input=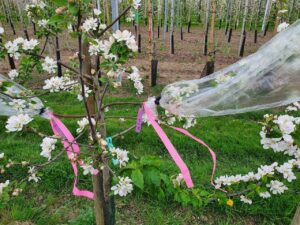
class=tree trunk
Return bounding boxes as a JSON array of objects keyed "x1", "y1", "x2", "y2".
[
  {"x1": 163, "y1": 0, "x2": 168, "y2": 43},
  {"x1": 82, "y1": 41, "x2": 115, "y2": 225},
  {"x1": 170, "y1": 0, "x2": 175, "y2": 54},
  {"x1": 262, "y1": 0, "x2": 272, "y2": 33},
  {"x1": 239, "y1": 0, "x2": 249, "y2": 57},
  {"x1": 202, "y1": 0, "x2": 216, "y2": 77},
  {"x1": 292, "y1": 204, "x2": 300, "y2": 225}
]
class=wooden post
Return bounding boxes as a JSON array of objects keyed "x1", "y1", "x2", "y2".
[{"x1": 228, "y1": 28, "x2": 232, "y2": 42}]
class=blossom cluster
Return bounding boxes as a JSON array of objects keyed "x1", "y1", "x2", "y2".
[
  {"x1": 166, "y1": 83, "x2": 199, "y2": 104},
  {"x1": 40, "y1": 137, "x2": 57, "y2": 161},
  {"x1": 28, "y1": 166, "x2": 40, "y2": 183},
  {"x1": 76, "y1": 117, "x2": 96, "y2": 134},
  {"x1": 5, "y1": 114, "x2": 33, "y2": 132},
  {"x1": 43, "y1": 76, "x2": 76, "y2": 92},
  {"x1": 111, "y1": 147, "x2": 129, "y2": 168},
  {"x1": 128, "y1": 66, "x2": 143, "y2": 94},
  {"x1": 42, "y1": 57, "x2": 57, "y2": 74},
  {"x1": 111, "y1": 176, "x2": 133, "y2": 197},
  {"x1": 5, "y1": 37, "x2": 39, "y2": 60},
  {"x1": 214, "y1": 103, "x2": 300, "y2": 205}
]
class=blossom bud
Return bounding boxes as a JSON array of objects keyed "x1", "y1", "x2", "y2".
[
  {"x1": 56, "y1": 7, "x2": 66, "y2": 14},
  {"x1": 21, "y1": 161, "x2": 29, "y2": 166}
]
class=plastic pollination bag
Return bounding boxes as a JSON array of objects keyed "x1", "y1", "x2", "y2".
[
  {"x1": 0, "y1": 75, "x2": 44, "y2": 116},
  {"x1": 159, "y1": 20, "x2": 300, "y2": 117}
]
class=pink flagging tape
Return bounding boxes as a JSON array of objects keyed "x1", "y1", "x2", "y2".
[
  {"x1": 169, "y1": 126, "x2": 217, "y2": 187},
  {"x1": 49, "y1": 113, "x2": 97, "y2": 200},
  {"x1": 143, "y1": 104, "x2": 194, "y2": 188}
]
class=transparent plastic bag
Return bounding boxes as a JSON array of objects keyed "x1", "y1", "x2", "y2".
[
  {"x1": 160, "y1": 20, "x2": 300, "y2": 117},
  {"x1": 0, "y1": 75, "x2": 44, "y2": 116}
]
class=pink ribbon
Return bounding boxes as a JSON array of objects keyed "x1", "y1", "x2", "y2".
[
  {"x1": 49, "y1": 113, "x2": 97, "y2": 200},
  {"x1": 142, "y1": 103, "x2": 217, "y2": 188},
  {"x1": 169, "y1": 126, "x2": 217, "y2": 186},
  {"x1": 143, "y1": 103, "x2": 194, "y2": 188}
]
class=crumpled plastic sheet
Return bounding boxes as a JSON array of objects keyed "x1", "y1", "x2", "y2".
[{"x1": 160, "y1": 20, "x2": 300, "y2": 117}]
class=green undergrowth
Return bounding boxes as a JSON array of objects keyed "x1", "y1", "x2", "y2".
[{"x1": 0, "y1": 92, "x2": 299, "y2": 225}]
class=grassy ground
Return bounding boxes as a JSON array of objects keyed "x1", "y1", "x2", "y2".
[{"x1": 1, "y1": 90, "x2": 300, "y2": 225}]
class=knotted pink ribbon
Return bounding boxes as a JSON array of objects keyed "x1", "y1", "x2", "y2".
[
  {"x1": 49, "y1": 113, "x2": 97, "y2": 200},
  {"x1": 141, "y1": 103, "x2": 217, "y2": 188},
  {"x1": 143, "y1": 103, "x2": 194, "y2": 188}
]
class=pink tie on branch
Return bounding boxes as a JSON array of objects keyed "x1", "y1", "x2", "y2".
[
  {"x1": 143, "y1": 103, "x2": 194, "y2": 188},
  {"x1": 169, "y1": 126, "x2": 217, "y2": 187},
  {"x1": 49, "y1": 113, "x2": 97, "y2": 200}
]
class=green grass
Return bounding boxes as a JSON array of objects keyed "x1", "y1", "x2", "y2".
[{"x1": 1, "y1": 92, "x2": 300, "y2": 225}]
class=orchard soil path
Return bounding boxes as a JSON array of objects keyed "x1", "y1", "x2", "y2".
[{"x1": 0, "y1": 24, "x2": 275, "y2": 87}]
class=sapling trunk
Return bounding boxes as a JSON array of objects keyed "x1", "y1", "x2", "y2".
[
  {"x1": 262, "y1": 0, "x2": 272, "y2": 34},
  {"x1": 148, "y1": 0, "x2": 156, "y2": 86},
  {"x1": 163, "y1": 0, "x2": 168, "y2": 43},
  {"x1": 202, "y1": 0, "x2": 216, "y2": 77},
  {"x1": 228, "y1": 28, "x2": 232, "y2": 43},
  {"x1": 170, "y1": 0, "x2": 175, "y2": 54},
  {"x1": 55, "y1": 36, "x2": 63, "y2": 77},
  {"x1": 239, "y1": 0, "x2": 249, "y2": 57}
]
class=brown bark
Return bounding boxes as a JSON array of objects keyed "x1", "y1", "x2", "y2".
[{"x1": 292, "y1": 204, "x2": 300, "y2": 225}]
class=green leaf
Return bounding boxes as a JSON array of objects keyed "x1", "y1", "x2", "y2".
[
  {"x1": 131, "y1": 169, "x2": 144, "y2": 190},
  {"x1": 49, "y1": 14, "x2": 66, "y2": 25},
  {"x1": 68, "y1": 3, "x2": 79, "y2": 15},
  {"x1": 145, "y1": 168, "x2": 161, "y2": 187},
  {"x1": 140, "y1": 156, "x2": 162, "y2": 167}
]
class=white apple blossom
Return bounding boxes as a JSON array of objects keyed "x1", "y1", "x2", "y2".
[
  {"x1": 77, "y1": 85, "x2": 92, "y2": 101},
  {"x1": 240, "y1": 195, "x2": 252, "y2": 204},
  {"x1": 0, "y1": 180, "x2": 10, "y2": 196},
  {"x1": 267, "y1": 180, "x2": 288, "y2": 194},
  {"x1": 8, "y1": 99, "x2": 27, "y2": 112},
  {"x1": 172, "y1": 173, "x2": 184, "y2": 187},
  {"x1": 40, "y1": 137, "x2": 57, "y2": 161},
  {"x1": 276, "y1": 162, "x2": 296, "y2": 182},
  {"x1": 5, "y1": 41, "x2": 21, "y2": 60},
  {"x1": 277, "y1": 22, "x2": 289, "y2": 33},
  {"x1": 183, "y1": 117, "x2": 197, "y2": 129},
  {"x1": 8, "y1": 69, "x2": 19, "y2": 80},
  {"x1": 28, "y1": 166, "x2": 40, "y2": 183},
  {"x1": 93, "y1": 8, "x2": 101, "y2": 16},
  {"x1": 215, "y1": 74, "x2": 232, "y2": 84},
  {"x1": 22, "y1": 39, "x2": 39, "y2": 51},
  {"x1": 274, "y1": 115, "x2": 296, "y2": 134},
  {"x1": 111, "y1": 147, "x2": 129, "y2": 167},
  {"x1": 113, "y1": 30, "x2": 138, "y2": 52},
  {"x1": 6, "y1": 114, "x2": 33, "y2": 132},
  {"x1": 99, "y1": 24, "x2": 107, "y2": 30},
  {"x1": 0, "y1": 153, "x2": 4, "y2": 159},
  {"x1": 0, "y1": 27, "x2": 4, "y2": 35},
  {"x1": 81, "y1": 162, "x2": 97, "y2": 175},
  {"x1": 76, "y1": 117, "x2": 96, "y2": 134},
  {"x1": 259, "y1": 191, "x2": 271, "y2": 199},
  {"x1": 111, "y1": 176, "x2": 133, "y2": 197},
  {"x1": 42, "y1": 57, "x2": 57, "y2": 74},
  {"x1": 37, "y1": 19, "x2": 49, "y2": 28},
  {"x1": 128, "y1": 66, "x2": 144, "y2": 94},
  {"x1": 82, "y1": 17, "x2": 98, "y2": 33},
  {"x1": 43, "y1": 77, "x2": 65, "y2": 92}
]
